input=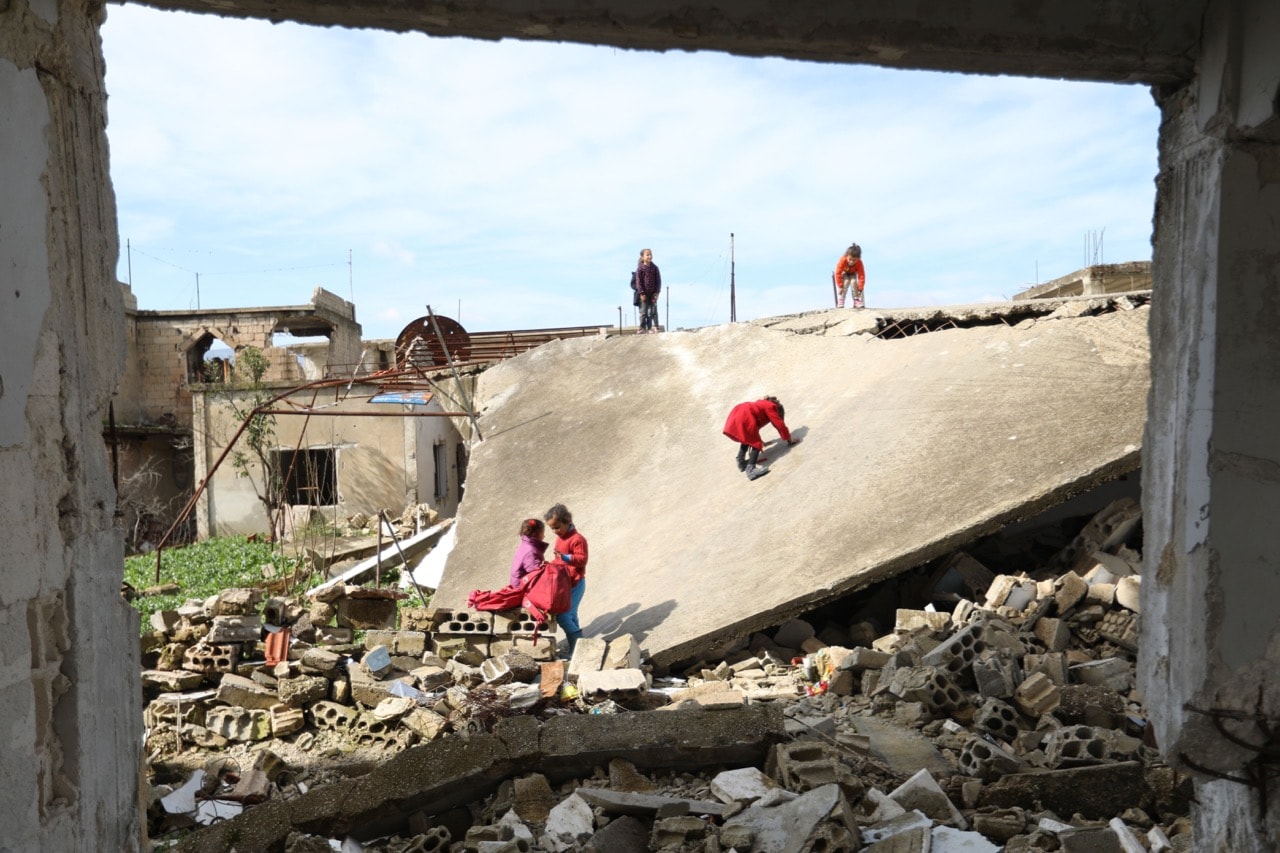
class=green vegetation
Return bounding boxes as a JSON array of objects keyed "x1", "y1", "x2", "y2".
[{"x1": 124, "y1": 536, "x2": 304, "y2": 632}]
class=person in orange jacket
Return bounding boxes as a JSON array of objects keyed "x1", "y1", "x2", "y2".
[
  {"x1": 722, "y1": 396, "x2": 800, "y2": 481},
  {"x1": 833, "y1": 243, "x2": 866, "y2": 308}
]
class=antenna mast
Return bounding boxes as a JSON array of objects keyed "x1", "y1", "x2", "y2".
[{"x1": 730, "y1": 233, "x2": 737, "y2": 323}]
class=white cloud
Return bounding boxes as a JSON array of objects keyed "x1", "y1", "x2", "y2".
[{"x1": 102, "y1": 8, "x2": 1158, "y2": 339}]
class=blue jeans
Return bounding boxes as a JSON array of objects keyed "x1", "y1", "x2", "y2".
[{"x1": 559, "y1": 578, "x2": 587, "y2": 634}]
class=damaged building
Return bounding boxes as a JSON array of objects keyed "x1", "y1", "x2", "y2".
[
  {"x1": 6, "y1": 1, "x2": 1280, "y2": 851},
  {"x1": 112, "y1": 284, "x2": 469, "y2": 545}
]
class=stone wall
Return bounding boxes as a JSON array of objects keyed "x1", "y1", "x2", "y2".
[{"x1": 0, "y1": 0, "x2": 143, "y2": 848}]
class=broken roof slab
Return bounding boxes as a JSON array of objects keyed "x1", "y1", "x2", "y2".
[{"x1": 434, "y1": 301, "x2": 1149, "y2": 666}]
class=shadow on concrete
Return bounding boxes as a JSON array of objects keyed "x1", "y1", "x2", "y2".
[
  {"x1": 765, "y1": 425, "x2": 809, "y2": 464},
  {"x1": 585, "y1": 599, "x2": 677, "y2": 646}
]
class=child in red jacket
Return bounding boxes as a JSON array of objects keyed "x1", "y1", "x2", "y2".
[
  {"x1": 723, "y1": 396, "x2": 800, "y2": 481},
  {"x1": 834, "y1": 243, "x2": 866, "y2": 308}
]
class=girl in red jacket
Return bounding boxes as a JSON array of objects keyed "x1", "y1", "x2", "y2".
[
  {"x1": 834, "y1": 244, "x2": 866, "y2": 308},
  {"x1": 723, "y1": 396, "x2": 800, "y2": 481}
]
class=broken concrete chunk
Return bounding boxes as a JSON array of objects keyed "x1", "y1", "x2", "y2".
[
  {"x1": 860, "y1": 809, "x2": 933, "y2": 846},
  {"x1": 603, "y1": 634, "x2": 642, "y2": 670},
  {"x1": 576, "y1": 668, "x2": 648, "y2": 698},
  {"x1": 932, "y1": 825, "x2": 1001, "y2": 852},
  {"x1": 720, "y1": 784, "x2": 846, "y2": 853},
  {"x1": 574, "y1": 787, "x2": 732, "y2": 818},
  {"x1": 277, "y1": 675, "x2": 328, "y2": 707},
  {"x1": 583, "y1": 814, "x2": 649, "y2": 853},
  {"x1": 215, "y1": 673, "x2": 279, "y2": 711},
  {"x1": 888, "y1": 769, "x2": 968, "y2": 829},
  {"x1": 206, "y1": 615, "x2": 262, "y2": 644},
  {"x1": 539, "y1": 792, "x2": 594, "y2": 852},
  {"x1": 711, "y1": 766, "x2": 779, "y2": 804},
  {"x1": 1114, "y1": 575, "x2": 1141, "y2": 613},
  {"x1": 567, "y1": 636, "x2": 608, "y2": 679}
]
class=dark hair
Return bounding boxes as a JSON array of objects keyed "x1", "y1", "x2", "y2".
[
  {"x1": 764, "y1": 395, "x2": 785, "y2": 420},
  {"x1": 544, "y1": 503, "x2": 573, "y2": 525},
  {"x1": 520, "y1": 518, "x2": 544, "y2": 538}
]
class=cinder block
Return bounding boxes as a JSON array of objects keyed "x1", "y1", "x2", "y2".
[
  {"x1": 1045, "y1": 725, "x2": 1114, "y2": 767},
  {"x1": 308, "y1": 700, "x2": 357, "y2": 730},
  {"x1": 973, "y1": 697, "x2": 1025, "y2": 743},
  {"x1": 433, "y1": 609, "x2": 495, "y2": 636},
  {"x1": 1097, "y1": 610, "x2": 1139, "y2": 651},
  {"x1": 206, "y1": 706, "x2": 272, "y2": 742},
  {"x1": 269, "y1": 704, "x2": 306, "y2": 737},
  {"x1": 921, "y1": 623, "x2": 988, "y2": 683},
  {"x1": 182, "y1": 642, "x2": 240, "y2": 674},
  {"x1": 960, "y1": 737, "x2": 1023, "y2": 781},
  {"x1": 887, "y1": 666, "x2": 964, "y2": 716}
]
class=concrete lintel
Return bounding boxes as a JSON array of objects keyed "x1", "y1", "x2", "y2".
[{"x1": 128, "y1": 0, "x2": 1199, "y2": 84}]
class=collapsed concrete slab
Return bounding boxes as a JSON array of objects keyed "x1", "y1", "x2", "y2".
[
  {"x1": 173, "y1": 705, "x2": 783, "y2": 850},
  {"x1": 435, "y1": 302, "x2": 1149, "y2": 665}
]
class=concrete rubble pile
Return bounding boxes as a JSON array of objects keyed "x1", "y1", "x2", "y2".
[{"x1": 147, "y1": 497, "x2": 1194, "y2": 852}]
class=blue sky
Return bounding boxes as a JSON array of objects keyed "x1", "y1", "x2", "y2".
[{"x1": 101, "y1": 7, "x2": 1160, "y2": 341}]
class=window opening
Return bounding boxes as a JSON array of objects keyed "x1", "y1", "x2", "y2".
[
  {"x1": 433, "y1": 442, "x2": 448, "y2": 502},
  {"x1": 274, "y1": 447, "x2": 338, "y2": 506}
]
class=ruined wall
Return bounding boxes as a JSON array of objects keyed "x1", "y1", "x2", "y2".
[
  {"x1": 1141, "y1": 0, "x2": 1280, "y2": 846},
  {"x1": 190, "y1": 384, "x2": 446, "y2": 537},
  {"x1": 0, "y1": 0, "x2": 142, "y2": 848}
]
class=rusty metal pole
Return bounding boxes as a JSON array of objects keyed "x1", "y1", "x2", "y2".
[{"x1": 426, "y1": 305, "x2": 484, "y2": 443}]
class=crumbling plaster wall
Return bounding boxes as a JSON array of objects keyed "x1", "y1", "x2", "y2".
[
  {"x1": 1141, "y1": 0, "x2": 1280, "y2": 845},
  {"x1": 0, "y1": 0, "x2": 142, "y2": 849}
]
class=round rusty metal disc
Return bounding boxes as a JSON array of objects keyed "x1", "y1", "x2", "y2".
[{"x1": 395, "y1": 315, "x2": 471, "y2": 368}]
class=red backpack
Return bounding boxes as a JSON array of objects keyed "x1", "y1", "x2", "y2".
[{"x1": 521, "y1": 561, "x2": 572, "y2": 624}]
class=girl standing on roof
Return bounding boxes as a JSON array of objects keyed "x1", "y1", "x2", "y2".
[{"x1": 634, "y1": 248, "x2": 662, "y2": 333}]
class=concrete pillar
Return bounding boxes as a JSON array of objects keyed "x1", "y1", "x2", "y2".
[
  {"x1": 0, "y1": 0, "x2": 141, "y2": 848},
  {"x1": 1142, "y1": 1, "x2": 1280, "y2": 847}
]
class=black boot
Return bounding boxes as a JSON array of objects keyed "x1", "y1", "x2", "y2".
[{"x1": 746, "y1": 465, "x2": 770, "y2": 481}]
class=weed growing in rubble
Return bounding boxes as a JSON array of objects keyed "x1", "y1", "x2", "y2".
[{"x1": 123, "y1": 536, "x2": 303, "y2": 633}]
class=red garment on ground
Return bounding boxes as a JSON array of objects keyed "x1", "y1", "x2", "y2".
[{"x1": 723, "y1": 399, "x2": 791, "y2": 450}]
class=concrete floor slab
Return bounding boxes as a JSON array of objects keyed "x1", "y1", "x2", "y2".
[{"x1": 434, "y1": 305, "x2": 1149, "y2": 665}]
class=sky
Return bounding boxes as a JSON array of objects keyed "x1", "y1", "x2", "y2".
[{"x1": 100, "y1": 7, "x2": 1160, "y2": 342}]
